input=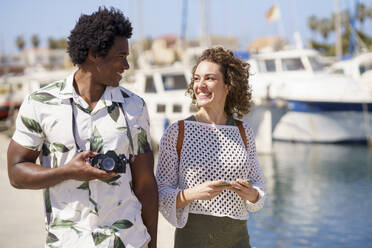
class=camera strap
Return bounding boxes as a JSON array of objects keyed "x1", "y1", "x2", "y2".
[
  {"x1": 69, "y1": 98, "x2": 135, "y2": 163},
  {"x1": 118, "y1": 102, "x2": 135, "y2": 163}
]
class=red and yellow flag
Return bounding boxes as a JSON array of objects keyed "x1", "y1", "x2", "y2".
[{"x1": 265, "y1": 5, "x2": 280, "y2": 23}]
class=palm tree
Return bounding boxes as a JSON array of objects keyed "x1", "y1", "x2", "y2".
[
  {"x1": 56, "y1": 38, "x2": 67, "y2": 49},
  {"x1": 307, "y1": 15, "x2": 319, "y2": 41},
  {"x1": 366, "y1": 6, "x2": 372, "y2": 21},
  {"x1": 31, "y1": 34, "x2": 40, "y2": 48},
  {"x1": 15, "y1": 35, "x2": 25, "y2": 51},
  {"x1": 48, "y1": 37, "x2": 57, "y2": 49},
  {"x1": 48, "y1": 37, "x2": 67, "y2": 49},
  {"x1": 341, "y1": 10, "x2": 350, "y2": 31},
  {"x1": 318, "y1": 18, "x2": 334, "y2": 41},
  {"x1": 357, "y1": 3, "x2": 367, "y2": 31},
  {"x1": 357, "y1": 3, "x2": 367, "y2": 22},
  {"x1": 142, "y1": 37, "x2": 153, "y2": 51}
]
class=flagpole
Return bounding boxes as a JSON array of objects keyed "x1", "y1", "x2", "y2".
[{"x1": 274, "y1": 0, "x2": 286, "y2": 41}]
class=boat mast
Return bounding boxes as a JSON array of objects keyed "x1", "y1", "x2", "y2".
[
  {"x1": 290, "y1": 0, "x2": 303, "y2": 49},
  {"x1": 200, "y1": 0, "x2": 210, "y2": 47},
  {"x1": 181, "y1": 0, "x2": 188, "y2": 49},
  {"x1": 334, "y1": 0, "x2": 343, "y2": 59},
  {"x1": 136, "y1": 0, "x2": 143, "y2": 54}
]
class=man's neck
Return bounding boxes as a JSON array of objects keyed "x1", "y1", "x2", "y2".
[{"x1": 74, "y1": 67, "x2": 106, "y2": 110}]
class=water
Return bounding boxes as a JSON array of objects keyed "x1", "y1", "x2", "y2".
[{"x1": 248, "y1": 142, "x2": 372, "y2": 248}]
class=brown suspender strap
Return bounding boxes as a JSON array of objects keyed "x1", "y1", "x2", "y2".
[
  {"x1": 235, "y1": 120, "x2": 248, "y2": 149},
  {"x1": 177, "y1": 120, "x2": 185, "y2": 162}
]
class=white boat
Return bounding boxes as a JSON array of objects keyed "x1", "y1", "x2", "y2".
[
  {"x1": 1, "y1": 63, "x2": 274, "y2": 153},
  {"x1": 247, "y1": 48, "x2": 372, "y2": 143},
  {"x1": 122, "y1": 64, "x2": 275, "y2": 153},
  {"x1": 0, "y1": 67, "x2": 74, "y2": 120},
  {"x1": 328, "y1": 52, "x2": 372, "y2": 95},
  {"x1": 121, "y1": 65, "x2": 196, "y2": 147}
]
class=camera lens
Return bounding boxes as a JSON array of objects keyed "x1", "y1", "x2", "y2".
[{"x1": 101, "y1": 157, "x2": 116, "y2": 171}]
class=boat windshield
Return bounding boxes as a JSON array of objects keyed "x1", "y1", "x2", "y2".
[
  {"x1": 330, "y1": 68, "x2": 345, "y2": 75},
  {"x1": 359, "y1": 61, "x2": 372, "y2": 75},
  {"x1": 162, "y1": 74, "x2": 188, "y2": 90},
  {"x1": 264, "y1": 59, "x2": 276, "y2": 72},
  {"x1": 308, "y1": 57, "x2": 325, "y2": 72},
  {"x1": 281, "y1": 58, "x2": 305, "y2": 71}
]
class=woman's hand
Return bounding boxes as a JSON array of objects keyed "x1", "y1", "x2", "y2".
[
  {"x1": 176, "y1": 180, "x2": 230, "y2": 208},
  {"x1": 188, "y1": 180, "x2": 231, "y2": 200},
  {"x1": 229, "y1": 179, "x2": 259, "y2": 203}
]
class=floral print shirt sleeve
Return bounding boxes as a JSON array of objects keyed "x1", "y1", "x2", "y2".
[
  {"x1": 13, "y1": 94, "x2": 45, "y2": 151},
  {"x1": 133, "y1": 101, "x2": 152, "y2": 156}
]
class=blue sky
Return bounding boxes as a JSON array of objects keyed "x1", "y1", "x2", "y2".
[{"x1": 1, "y1": 0, "x2": 371, "y2": 53}]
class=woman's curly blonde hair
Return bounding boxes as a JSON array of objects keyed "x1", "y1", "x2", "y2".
[{"x1": 186, "y1": 46, "x2": 252, "y2": 119}]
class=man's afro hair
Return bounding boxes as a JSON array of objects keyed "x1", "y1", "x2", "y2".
[{"x1": 67, "y1": 7, "x2": 133, "y2": 65}]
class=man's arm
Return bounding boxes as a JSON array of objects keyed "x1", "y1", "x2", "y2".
[
  {"x1": 130, "y1": 152, "x2": 158, "y2": 248},
  {"x1": 7, "y1": 140, "x2": 116, "y2": 189}
]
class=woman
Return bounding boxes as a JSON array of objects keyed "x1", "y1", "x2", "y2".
[{"x1": 156, "y1": 47, "x2": 265, "y2": 248}]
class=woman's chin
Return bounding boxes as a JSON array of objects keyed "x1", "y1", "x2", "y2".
[{"x1": 196, "y1": 100, "x2": 211, "y2": 107}]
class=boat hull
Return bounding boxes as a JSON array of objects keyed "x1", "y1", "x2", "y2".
[
  {"x1": 273, "y1": 107, "x2": 372, "y2": 143},
  {"x1": 0, "y1": 101, "x2": 21, "y2": 120}
]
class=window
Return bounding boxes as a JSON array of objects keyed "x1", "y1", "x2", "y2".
[
  {"x1": 173, "y1": 104, "x2": 182, "y2": 113},
  {"x1": 156, "y1": 104, "x2": 166, "y2": 113},
  {"x1": 331, "y1": 68, "x2": 345, "y2": 75},
  {"x1": 282, "y1": 58, "x2": 305, "y2": 71},
  {"x1": 162, "y1": 74, "x2": 188, "y2": 91},
  {"x1": 308, "y1": 57, "x2": 325, "y2": 72},
  {"x1": 359, "y1": 61, "x2": 372, "y2": 75},
  {"x1": 264, "y1": 59, "x2": 276, "y2": 72},
  {"x1": 145, "y1": 76, "x2": 156, "y2": 93},
  {"x1": 257, "y1": 60, "x2": 265, "y2": 72}
]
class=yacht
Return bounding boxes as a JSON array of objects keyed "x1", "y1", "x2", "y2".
[
  {"x1": 121, "y1": 65, "x2": 196, "y2": 148},
  {"x1": 0, "y1": 67, "x2": 74, "y2": 121},
  {"x1": 122, "y1": 64, "x2": 275, "y2": 153},
  {"x1": 328, "y1": 52, "x2": 372, "y2": 95},
  {"x1": 248, "y1": 48, "x2": 372, "y2": 143},
  {"x1": 1, "y1": 61, "x2": 275, "y2": 153}
]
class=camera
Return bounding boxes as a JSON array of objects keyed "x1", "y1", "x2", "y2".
[{"x1": 87, "y1": 150, "x2": 128, "y2": 173}]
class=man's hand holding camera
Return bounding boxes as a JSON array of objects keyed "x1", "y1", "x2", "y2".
[{"x1": 62, "y1": 150, "x2": 118, "y2": 181}]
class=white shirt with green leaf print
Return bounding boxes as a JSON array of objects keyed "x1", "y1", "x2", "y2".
[{"x1": 13, "y1": 72, "x2": 153, "y2": 248}]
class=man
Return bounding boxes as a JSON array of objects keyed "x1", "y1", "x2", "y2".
[{"x1": 7, "y1": 7, "x2": 158, "y2": 248}]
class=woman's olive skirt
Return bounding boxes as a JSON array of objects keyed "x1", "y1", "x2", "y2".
[{"x1": 174, "y1": 213, "x2": 251, "y2": 248}]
